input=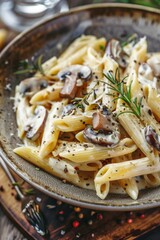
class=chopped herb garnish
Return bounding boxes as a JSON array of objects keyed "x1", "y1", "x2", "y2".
[
  {"x1": 12, "y1": 181, "x2": 24, "y2": 187},
  {"x1": 121, "y1": 33, "x2": 138, "y2": 48},
  {"x1": 24, "y1": 188, "x2": 35, "y2": 196},
  {"x1": 15, "y1": 55, "x2": 45, "y2": 76},
  {"x1": 12, "y1": 181, "x2": 34, "y2": 196},
  {"x1": 72, "y1": 82, "x2": 99, "y2": 111},
  {"x1": 99, "y1": 45, "x2": 105, "y2": 51}
]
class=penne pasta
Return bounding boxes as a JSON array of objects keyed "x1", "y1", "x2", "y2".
[
  {"x1": 112, "y1": 155, "x2": 139, "y2": 200},
  {"x1": 54, "y1": 115, "x2": 92, "y2": 132},
  {"x1": 13, "y1": 34, "x2": 160, "y2": 201},
  {"x1": 95, "y1": 157, "x2": 160, "y2": 185},
  {"x1": 30, "y1": 82, "x2": 63, "y2": 105},
  {"x1": 39, "y1": 101, "x2": 65, "y2": 158},
  {"x1": 52, "y1": 138, "x2": 137, "y2": 163},
  {"x1": 14, "y1": 146, "x2": 80, "y2": 184}
]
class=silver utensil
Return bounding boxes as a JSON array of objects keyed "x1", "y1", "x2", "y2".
[{"x1": 0, "y1": 156, "x2": 48, "y2": 237}]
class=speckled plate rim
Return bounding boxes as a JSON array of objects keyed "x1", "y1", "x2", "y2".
[
  {"x1": 1, "y1": 3, "x2": 160, "y2": 211},
  {"x1": 1, "y1": 149, "x2": 160, "y2": 212},
  {"x1": 0, "y1": 2, "x2": 160, "y2": 58}
]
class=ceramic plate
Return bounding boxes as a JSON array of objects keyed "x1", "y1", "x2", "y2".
[{"x1": 0, "y1": 3, "x2": 160, "y2": 211}]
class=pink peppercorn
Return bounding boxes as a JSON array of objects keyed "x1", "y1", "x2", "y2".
[
  {"x1": 73, "y1": 220, "x2": 80, "y2": 228},
  {"x1": 140, "y1": 214, "x2": 145, "y2": 219},
  {"x1": 58, "y1": 211, "x2": 64, "y2": 215},
  {"x1": 127, "y1": 218, "x2": 133, "y2": 224},
  {"x1": 97, "y1": 213, "x2": 103, "y2": 220}
]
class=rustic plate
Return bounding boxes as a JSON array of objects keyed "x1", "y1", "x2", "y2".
[{"x1": 0, "y1": 3, "x2": 160, "y2": 211}]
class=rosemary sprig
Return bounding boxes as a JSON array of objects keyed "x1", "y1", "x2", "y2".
[
  {"x1": 103, "y1": 68, "x2": 143, "y2": 118},
  {"x1": 121, "y1": 33, "x2": 138, "y2": 48},
  {"x1": 15, "y1": 55, "x2": 45, "y2": 76}
]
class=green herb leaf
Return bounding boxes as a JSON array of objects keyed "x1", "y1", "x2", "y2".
[
  {"x1": 104, "y1": 68, "x2": 143, "y2": 118},
  {"x1": 24, "y1": 188, "x2": 35, "y2": 196},
  {"x1": 121, "y1": 33, "x2": 138, "y2": 48},
  {"x1": 99, "y1": 45, "x2": 105, "y2": 51},
  {"x1": 12, "y1": 181, "x2": 24, "y2": 187},
  {"x1": 36, "y1": 55, "x2": 45, "y2": 76},
  {"x1": 15, "y1": 55, "x2": 45, "y2": 76}
]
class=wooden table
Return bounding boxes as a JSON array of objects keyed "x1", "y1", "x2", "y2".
[
  {"x1": 0, "y1": 165, "x2": 160, "y2": 240},
  {"x1": 0, "y1": 1, "x2": 160, "y2": 239}
]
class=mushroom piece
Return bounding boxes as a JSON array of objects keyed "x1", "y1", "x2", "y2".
[
  {"x1": 24, "y1": 106, "x2": 47, "y2": 141},
  {"x1": 138, "y1": 63, "x2": 154, "y2": 82},
  {"x1": 92, "y1": 107, "x2": 119, "y2": 132},
  {"x1": 83, "y1": 126, "x2": 120, "y2": 147},
  {"x1": 19, "y1": 77, "x2": 48, "y2": 96},
  {"x1": 138, "y1": 63, "x2": 155, "y2": 87},
  {"x1": 105, "y1": 39, "x2": 128, "y2": 68},
  {"x1": 147, "y1": 55, "x2": 160, "y2": 77},
  {"x1": 144, "y1": 125, "x2": 160, "y2": 151},
  {"x1": 62, "y1": 104, "x2": 76, "y2": 117},
  {"x1": 84, "y1": 107, "x2": 120, "y2": 147},
  {"x1": 58, "y1": 65, "x2": 92, "y2": 99}
]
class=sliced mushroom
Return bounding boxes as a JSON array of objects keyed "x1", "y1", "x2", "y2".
[
  {"x1": 84, "y1": 106, "x2": 120, "y2": 146},
  {"x1": 147, "y1": 55, "x2": 160, "y2": 77},
  {"x1": 92, "y1": 107, "x2": 119, "y2": 132},
  {"x1": 144, "y1": 125, "x2": 160, "y2": 151},
  {"x1": 62, "y1": 104, "x2": 76, "y2": 117},
  {"x1": 138, "y1": 63, "x2": 160, "y2": 92},
  {"x1": 24, "y1": 105, "x2": 47, "y2": 141},
  {"x1": 138, "y1": 63, "x2": 155, "y2": 87},
  {"x1": 105, "y1": 39, "x2": 128, "y2": 68},
  {"x1": 83, "y1": 126, "x2": 120, "y2": 147},
  {"x1": 138, "y1": 63, "x2": 154, "y2": 81},
  {"x1": 58, "y1": 65, "x2": 92, "y2": 99},
  {"x1": 19, "y1": 77, "x2": 48, "y2": 96}
]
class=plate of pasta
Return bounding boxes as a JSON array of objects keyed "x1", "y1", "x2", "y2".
[{"x1": 1, "y1": 3, "x2": 160, "y2": 211}]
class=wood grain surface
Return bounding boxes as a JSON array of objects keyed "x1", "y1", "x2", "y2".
[{"x1": 0, "y1": 165, "x2": 160, "y2": 240}]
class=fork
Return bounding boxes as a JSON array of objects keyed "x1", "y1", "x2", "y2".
[{"x1": 0, "y1": 156, "x2": 48, "y2": 237}]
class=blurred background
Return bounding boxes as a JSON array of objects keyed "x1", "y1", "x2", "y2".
[
  {"x1": 69, "y1": 0, "x2": 160, "y2": 8},
  {"x1": 0, "y1": 0, "x2": 160, "y2": 34}
]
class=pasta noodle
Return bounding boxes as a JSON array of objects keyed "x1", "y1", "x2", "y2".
[
  {"x1": 52, "y1": 138, "x2": 137, "y2": 163},
  {"x1": 14, "y1": 34, "x2": 160, "y2": 200}
]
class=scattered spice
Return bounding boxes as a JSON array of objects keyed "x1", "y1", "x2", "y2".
[
  {"x1": 74, "y1": 207, "x2": 81, "y2": 212},
  {"x1": 64, "y1": 166, "x2": 68, "y2": 173},
  {"x1": 57, "y1": 200, "x2": 62, "y2": 205},
  {"x1": 72, "y1": 220, "x2": 80, "y2": 228},
  {"x1": 75, "y1": 233, "x2": 81, "y2": 238},
  {"x1": 78, "y1": 213, "x2": 84, "y2": 219},
  {"x1": 127, "y1": 218, "x2": 133, "y2": 224},
  {"x1": 97, "y1": 213, "x2": 103, "y2": 220},
  {"x1": 140, "y1": 214, "x2": 145, "y2": 219},
  {"x1": 60, "y1": 229, "x2": 66, "y2": 236},
  {"x1": 88, "y1": 220, "x2": 93, "y2": 225},
  {"x1": 46, "y1": 204, "x2": 56, "y2": 209},
  {"x1": 0, "y1": 186, "x2": 4, "y2": 192},
  {"x1": 91, "y1": 233, "x2": 95, "y2": 238},
  {"x1": 58, "y1": 210, "x2": 64, "y2": 215},
  {"x1": 91, "y1": 211, "x2": 96, "y2": 216}
]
